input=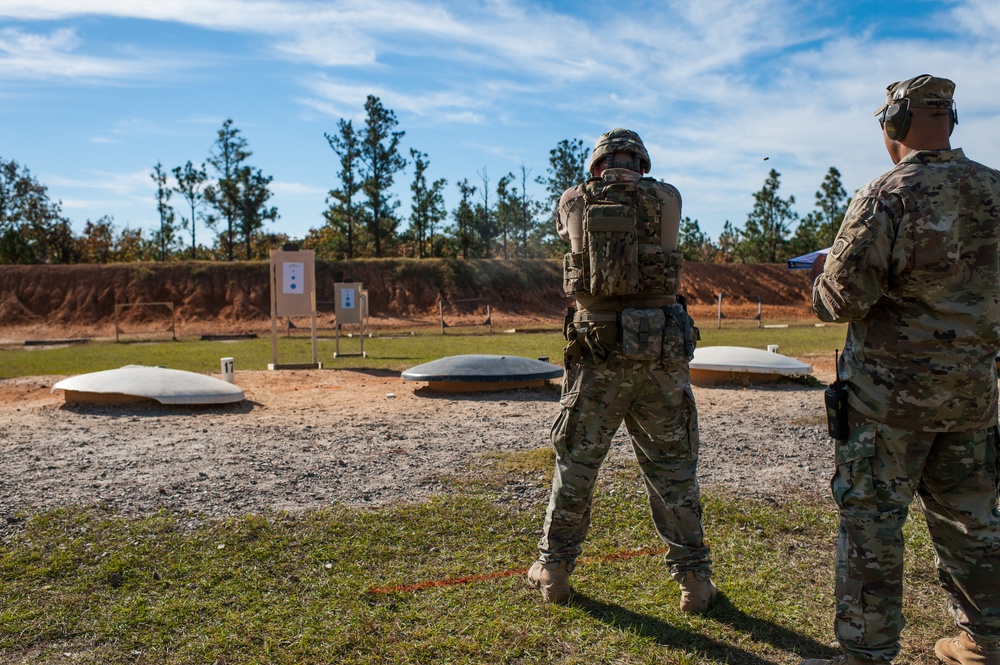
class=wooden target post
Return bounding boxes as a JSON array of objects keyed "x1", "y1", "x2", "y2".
[
  {"x1": 716, "y1": 292, "x2": 763, "y2": 329},
  {"x1": 334, "y1": 282, "x2": 366, "y2": 358},
  {"x1": 269, "y1": 248, "x2": 321, "y2": 369}
]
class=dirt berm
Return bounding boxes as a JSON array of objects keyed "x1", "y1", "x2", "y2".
[{"x1": 0, "y1": 259, "x2": 813, "y2": 339}]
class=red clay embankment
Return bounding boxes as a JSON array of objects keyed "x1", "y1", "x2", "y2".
[{"x1": 0, "y1": 259, "x2": 813, "y2": 339}]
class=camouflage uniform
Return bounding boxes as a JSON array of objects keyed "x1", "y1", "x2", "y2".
[
  {"x1": 813, "y1": 78, "x2": 1000, "y2": 661},
  {"x1": 537, "y1": 156, "x2": 712, "y2": 581}
]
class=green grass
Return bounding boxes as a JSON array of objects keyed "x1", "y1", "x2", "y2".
[
  {"x1": 697, "y1": 321, "x2": 847, "y2": 361},
  {"x1": 2, "y1": 318, "x2": 959, "y2": 664},
  {"x1": 0, "y1": 319, "x2": 846, "y2": 379},
  {"x1": 0, "y1": 463, "x2": 952, "y2": 664}
]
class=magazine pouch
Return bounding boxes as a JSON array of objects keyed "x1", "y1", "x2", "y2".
[{"x1": 620, "y1": 307, "x2": 665, "y2": 360}]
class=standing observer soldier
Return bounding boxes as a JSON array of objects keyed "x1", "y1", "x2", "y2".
[
  {"x1": 805, "y1": 75, "x2": 1000, "y2": 665},
  {"x1": 527, "y1": 128, "x2": 716, "y2": 613}
]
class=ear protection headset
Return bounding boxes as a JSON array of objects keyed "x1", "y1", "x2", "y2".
[{"x1": 880, "y1": 75, "x2": 959, "y2": 141}]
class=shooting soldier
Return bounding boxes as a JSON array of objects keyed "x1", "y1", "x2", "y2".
[{"x1": 527, "y1": 128, "x2": 716, "y2": 613}]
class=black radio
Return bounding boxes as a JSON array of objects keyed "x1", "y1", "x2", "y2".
[{"x1": 824, "y1": 349, "x2": 849, "y2": 441}]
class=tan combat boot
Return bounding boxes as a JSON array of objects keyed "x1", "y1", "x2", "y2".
[
  {"x1": 526, "y1": 560, "x2": 573, "y2": 603},
  {"x1": 935, "y1": 632, "x2": 1000, "y2": 665},
  {"x1": 678, "y1": 572, "x2": 718, "y2": 613}
]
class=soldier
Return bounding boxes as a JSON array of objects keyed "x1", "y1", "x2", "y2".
[
  {"x1": 527, "y1": 128, "x2": 716, "y2": 613},
  {"x1": 805, "y1": 75, "x2": 1000, "y2": 665}
]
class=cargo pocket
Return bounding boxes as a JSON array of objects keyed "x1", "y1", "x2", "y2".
[
  {"x1": 559, "y1": 363, "x2": 581, "y2": 410},
  {"x1": 683, "y1": 385, "x2": 700, "y2": 458},
  {"x1": 550, "y1": 365, "x2": 583, "y2": 458},
  {"x1": 830, "y1": 427, "x2": 877, "y2": 511},
  {"x1": 834, "y1": 572, "x2": 866, "y2": 644}
]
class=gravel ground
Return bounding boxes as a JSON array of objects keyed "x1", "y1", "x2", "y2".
[{"x1": 0, "y1": 362, "x2": 837, "y2": 536}]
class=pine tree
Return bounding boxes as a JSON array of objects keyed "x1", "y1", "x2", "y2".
[
  {"x1": 787, "y1": 167, "x2": 849, "y2": 259},
  {"x1": 407, "y1": 149, "x2": 447, "y2": 258},
  {"x1": 452, "y1": 179, "x2": 477, "y2": 260},
  {"x1": 231, "y1": 166, "x2": 278, "y2": 260},
  {"x1": 740, "y1": 169, "x2": 798, "y2": 263},
  {"x1": 151, "y1": 161, "x2": 177, "y2": 261},
  {"x1": 204, "y1": 119, "x2": 251, "y2": 261},
  {"x1": 172, "y1": 161, "x2": 208, "y2": 260},
  {"x1": 678, "y1": 216, "x2": 715, "y2": 262},
  {"x1": 814, "y1": 166, "x2": 849, "y2": 247},
  {"x1": 359, "y1": 95, "x2": 406, "y2": 258},
  {"x1": 322, "y1": 119, "x2": 365, "y2": 259},
  {"x1": 0, "y1": 157, "x2": 74, "y2": 264},
  {"x1": 536, "y1": 138, "x2": 589, "y2": 253},
  {"x1": 495, "y1": 173, "x2": 515, "y2": 260}
]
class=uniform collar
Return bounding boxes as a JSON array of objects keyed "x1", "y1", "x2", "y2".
[{"x1": 899, "y1": 148, "x2": 965, "y2": 165}]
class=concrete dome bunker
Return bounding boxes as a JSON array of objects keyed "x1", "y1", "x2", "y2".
[
  {"x1": 688, "y1": 346, "x2": 813, "y2": 385},
  {"x1": 401, "y1": 354, "x2": 563, "y2": 393},
  {"x1": 52, "y1": 365, "x2": 245, "y2": 405}
]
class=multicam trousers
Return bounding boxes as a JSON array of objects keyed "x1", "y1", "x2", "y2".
[
  {"x1": 536, "y1": 350, "x2": 711, "y2": 579},
  {"x1": 833, "y1": 410, "x2": 1000, "y2": 661}
]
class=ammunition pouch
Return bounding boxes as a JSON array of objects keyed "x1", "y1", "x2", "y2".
[
  {"x1": 567, "y1": 301, "x2": 699, "y2": 368},
  {"x1": 661, "y1": 303, "x2": 698, "y2": 366},
  {"x1": 621, "y1": 308, "x2": 665, "y2": 360},
  {"x1": 563, "y1": 251, "x2": 588, "y2": 296}
]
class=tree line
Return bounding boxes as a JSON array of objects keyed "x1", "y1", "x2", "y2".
[{"x1": 1, "y1": 94, "x2": 848, "y2": 265}]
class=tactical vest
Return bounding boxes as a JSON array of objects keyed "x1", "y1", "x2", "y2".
[{"x1": 563, "y1": 176, "x2": 681, "y2": 298}]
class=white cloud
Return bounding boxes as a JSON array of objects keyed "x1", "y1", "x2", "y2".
[
  {"x1": 951, "y1": 0, "x2": 1000, "y2": 37},
  {"x1": 0, "y1": 26, "x2": 201, "y2": 82},
  {"x1": 46, "y1": 167, "x2": 154, "y2": 202},
  {"x1": 270, "y1": 181, "x2": 326, "y2": 197},
  {"x1": 5, "y1": 0, "x2": 1000, "y2": 240}
]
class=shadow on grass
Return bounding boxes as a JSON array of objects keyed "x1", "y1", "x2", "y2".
[{"x1": 571, "y1": 591, "x2": 837, "y2": 665}]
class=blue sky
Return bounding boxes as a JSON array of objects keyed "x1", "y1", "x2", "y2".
[{"x1": 2, "y1": 0, "x2": 999, "y2": 247}]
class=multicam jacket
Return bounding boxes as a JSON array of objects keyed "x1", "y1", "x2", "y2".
[{"x1": 813, "y1": 148, "x2": 1000, "y2": 431}]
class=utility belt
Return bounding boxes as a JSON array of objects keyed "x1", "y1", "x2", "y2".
[
  {"x1": 574, "y1": 294, "x2": 677, "y2": 313},
  {"x1": 562, "y1": 298, "x2": 698, "y2": 368}
]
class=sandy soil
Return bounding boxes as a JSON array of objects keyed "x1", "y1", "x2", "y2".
[{"x1": 0, "y1": 361, "x2": 837, "y2": 535}]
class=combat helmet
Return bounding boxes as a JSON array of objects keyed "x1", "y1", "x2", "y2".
[{"x1": 588, "y1": 128, "x2": 651, "y2": 174}]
